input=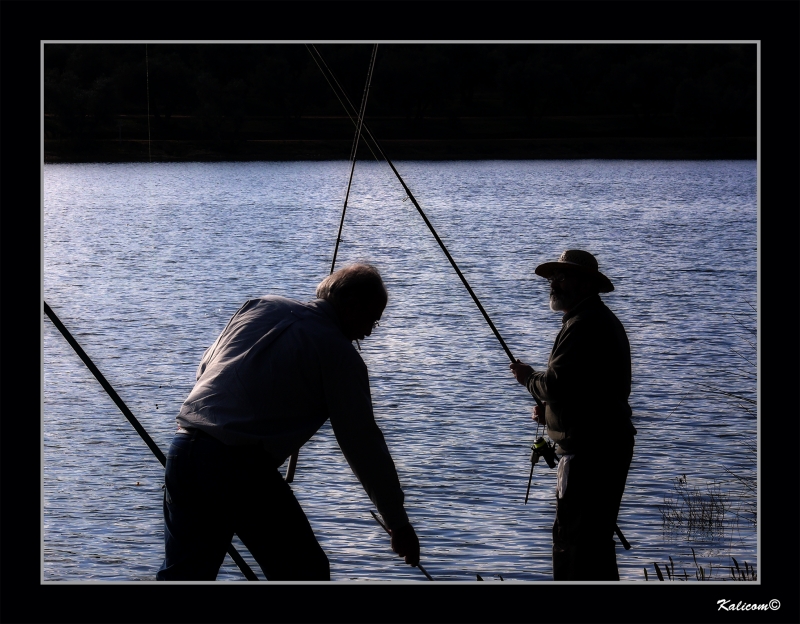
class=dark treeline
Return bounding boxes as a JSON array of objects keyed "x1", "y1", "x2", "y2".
[{"x1": 44, "y1": 43, "x2": 757, "y2": 160}]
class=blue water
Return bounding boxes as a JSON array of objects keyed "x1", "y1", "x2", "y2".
[{"x1": 43, "y1": 159, "x2": 758, "y2": 582}]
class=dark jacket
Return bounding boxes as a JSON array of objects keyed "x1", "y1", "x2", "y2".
[{"x1": 527, "y1": 294, "x2": 635, "y2": 454}]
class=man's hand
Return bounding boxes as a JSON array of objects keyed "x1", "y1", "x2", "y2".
[
  {"x1": 532, "y1": 403, "x2": 545, "y2": 424},
  {"x1": 509, "y1": 359, "x2": 534, "y2": 386},
  {"x1": 390, "y1": 523, "x2": 420, "y2": 566}
]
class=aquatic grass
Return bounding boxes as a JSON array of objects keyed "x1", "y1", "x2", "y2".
[
  {"x1": 730, "y1": 556, "x2": 757, "y2": 581},
  {"x1": 658, "y1": 475, "x2": 729, "y2": 537},
  {"x1": 643, "y1": 550, "x2": 756, "y2": 581}
]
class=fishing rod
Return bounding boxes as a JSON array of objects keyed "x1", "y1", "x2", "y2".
[
  {"x1": 307, "y1": 47, "x2": 515, "y2": 359},
  {"x1": 305, "y1": 48, "x2": 635, "y2": 553},
  {"x1": 307, "y1": 44, "x2": 552, "y2": 466},
  {"x1": 306, "y1": 45, "x2": 544, "y2": 409},
  {"x1": 370, "y1": 511, "x2": 434, "y2": 581},
  {"x1": 285, "y1": 44, "x2": 379, "y2": 485},
  {"x1": 306, "y1": 45, "x2": 544, "y2": 411},
  {"x1": 44, "y1": 300, "x2": 260, "y2": 581}
]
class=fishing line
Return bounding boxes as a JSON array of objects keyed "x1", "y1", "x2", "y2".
[{"x1": 44, "y1": 300, "x2": 260, "y2": 581}]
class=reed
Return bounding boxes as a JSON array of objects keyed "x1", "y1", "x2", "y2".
[
  {"x1": 730, "y1": 556, "x2": 757, "y2": 581},
  {"x1": 658, "y1": 475, "x2": 729, "y2": 536},
  {"x1": 644, "y1": 549, "x2": 756, "y2": 581}
]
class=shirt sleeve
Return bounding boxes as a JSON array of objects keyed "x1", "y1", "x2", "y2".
[
  {"x1": 527, "y1": 320, "x2": 594, "y2": 402},
  {"x1": 324, "y1": 348, "x2": 409, "y2": 530}
]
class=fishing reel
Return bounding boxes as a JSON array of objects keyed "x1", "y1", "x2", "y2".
[
  {"x1": 524, "y1": 435, "x2": 558, "y2": 504},
  {"x1": 530, "y1": 436, "x2": 558, "y2": 469}
]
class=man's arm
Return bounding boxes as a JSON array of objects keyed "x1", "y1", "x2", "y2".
[
  {"x1": 325, "y1": 358, "x2": 409, "y2": 528},
  {"x1": 324, "y1": 351, "x2": 420, "y2": 564},
  {"x1": 527, "y1": 322, "x2": 592, "y2": 402}
]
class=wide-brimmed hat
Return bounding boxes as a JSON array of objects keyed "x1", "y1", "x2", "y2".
[{"x1": 534, "y1": 249, "x2": 614, "y2": 293}]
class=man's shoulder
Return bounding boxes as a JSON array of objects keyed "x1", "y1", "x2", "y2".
[
  {"x1": 227, "y1": 296, "x2": 311, "y2": 331},
  {"x1": 239, "y1": 295, "x2": 309, "y2": 316},
  {"x1": 565, "y1": 296, "x2": 623, "y2": 328},
  {"x1": 251, "y1": 294, "x2": 299, "y2": 307}
]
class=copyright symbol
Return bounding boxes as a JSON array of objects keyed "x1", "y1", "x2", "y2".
[{"x1": 769, "y1": 599, "x2": 780, "y2": 610}]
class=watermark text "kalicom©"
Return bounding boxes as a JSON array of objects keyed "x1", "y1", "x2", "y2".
[{"x1": 717, "y1": 599, "x2": 780, "y2": 612}]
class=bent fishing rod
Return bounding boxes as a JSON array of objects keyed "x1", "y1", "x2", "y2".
[{"x1": 44, "y1": 301, "x2": 260, "y2": 581}]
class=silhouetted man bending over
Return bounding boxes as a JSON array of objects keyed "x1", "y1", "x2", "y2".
[{"x1": 157, "y1": 263, "x2": 419, "y2": 580}]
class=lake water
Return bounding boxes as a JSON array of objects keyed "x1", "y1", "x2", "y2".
[{"x1": 42, "y1": 159, "x2": 758, "y2": 582}]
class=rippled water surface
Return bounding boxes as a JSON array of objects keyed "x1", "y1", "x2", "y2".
[{"x1": 43, "y1": 160, "x2": 758, "y2": 582}]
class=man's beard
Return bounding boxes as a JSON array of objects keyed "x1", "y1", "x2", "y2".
[{"x1": 550, "y1": 289, "x2": 581, "y2": 312}]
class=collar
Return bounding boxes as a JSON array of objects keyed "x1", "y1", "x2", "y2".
[
  {"x1": 308, "y1": 298, "x2": 347, "y2": 334},
  {"x1": 561, "y1": 293, "x2": 602, "y2": 324}
]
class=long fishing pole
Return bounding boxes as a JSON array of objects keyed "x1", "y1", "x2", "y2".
[
  {"x1": 44, "y1": 301, "x2": 260, "y2": 581},
  {"x1": 306, "y1": 45, "x2": 542, "y2": 409},
  {"x1": 285, "y1": 45, "x2": 379, "y2": 485}
]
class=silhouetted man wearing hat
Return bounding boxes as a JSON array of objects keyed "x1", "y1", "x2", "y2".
[{"x1": 510, "y1": 250, "x2": 635, "y2": 581}]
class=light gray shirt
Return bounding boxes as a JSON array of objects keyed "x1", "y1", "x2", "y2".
[{"x1": 177, "y1": 295, "x2": 409, "y2": 528}]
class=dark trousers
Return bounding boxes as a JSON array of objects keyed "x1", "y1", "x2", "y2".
[
  {"x1": 156, "y1": 430, "x2": 330, "y2": 581},
  {"x1": 552, "y1": 438, "x2": 634, "y2": 581}
]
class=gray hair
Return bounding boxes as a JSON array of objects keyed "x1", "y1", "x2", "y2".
[{"x1": 316, "y1": 263, "x2": 388, "y2": 308}]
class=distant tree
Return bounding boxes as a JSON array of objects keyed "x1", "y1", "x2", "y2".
[
  {"x1": 247, "y1": 54, "x2": 293, "y2": 116},
  {"x1": 42, "y1": 42, "x2": 756, "y2": 144},
  {"x1": 195, "y1": 71, "x2": 223, "y2": 139},
  {"x1": 220, "y1": 78, "x2": 248, "y2": 136},
  {"x1": 371, "y1": 44, "x2": 455, "y2": 120},
  {"x1": 147, "y1": 49, "x2": 195, "y2": 122}
]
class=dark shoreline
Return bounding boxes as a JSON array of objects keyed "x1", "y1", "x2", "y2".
[{"x1": 45, "y1": 137, "x2": 755, "y2": 163}]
